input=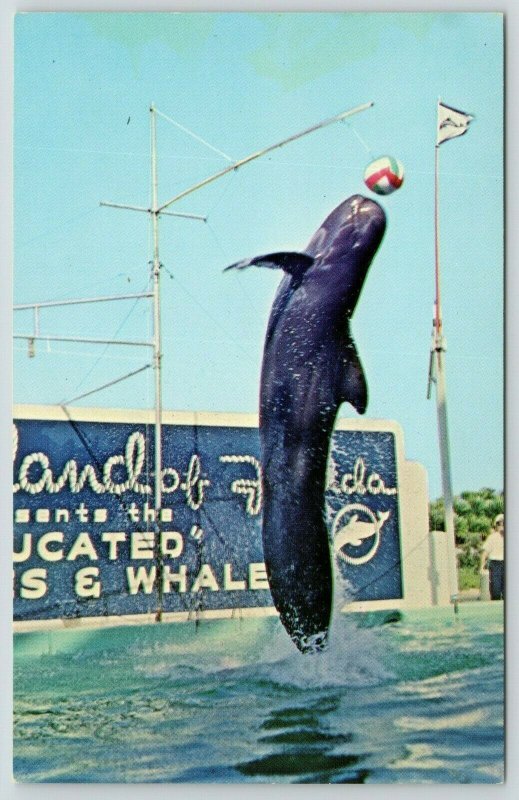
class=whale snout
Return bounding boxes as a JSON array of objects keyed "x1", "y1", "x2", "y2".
[
  {"x1": 334, "y1": 195, "x2": 386, "y2": 257},
  {"x1": 348, "y1": 194, "x2": 385, "y2": 222}
]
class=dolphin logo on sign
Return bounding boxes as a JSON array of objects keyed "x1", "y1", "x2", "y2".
[{"x1": 332, "y1": 504, "x2": 390, "y2": 565}]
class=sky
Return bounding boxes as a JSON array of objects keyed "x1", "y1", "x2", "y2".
[{"x1": 12, "y1": 10, "x2": 504, "y2": 499}]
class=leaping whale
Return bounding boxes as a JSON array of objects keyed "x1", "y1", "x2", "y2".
[{"x1": 225, "y1": 195, "x2": 386, "y2": 653}]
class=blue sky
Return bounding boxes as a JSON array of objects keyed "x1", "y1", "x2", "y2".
[{"x1": 13, "y1": 11, "x2": 503, "y2": 498}]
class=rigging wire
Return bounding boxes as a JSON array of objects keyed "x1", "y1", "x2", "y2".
[
  {"x1": 70, "y1": 280, "x2": 151, "y2": 395},
  {"x1": 161, "y1": 263, "x2": 258, "y2": 361},
  {"x1": 52, "y1": 405, "x2": 217, "y2": 619},
  {"x1": 345, "y1": 119, "x2": 376, "y2": 160},
  {"x1": 14, "y1": 344, "x2": 145, "y2": 362},
  {"x1": 205, "y1": 161, "x2": 239, "y2": 216},
  {"x1": 17, "y1": 207, "x2": 100, "y2": 250},
  {"x1": 343, "y1": 528, "x2": 434, "y2": 603},
  {"x1": 15, "y1": 144, "x2": 222, "y2": 163},
  {"x1": 205, "y1": 221, "x2": 264, "y2": 319},
  {"x1": 154, "y1": 107, "x2": 234, "y2": 163},
  {"x1": 61, "y1": 363, "x2": 152, "y2": 406}
]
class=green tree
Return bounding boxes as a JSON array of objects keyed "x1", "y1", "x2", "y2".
[{"x1": 429, "y1": 488, "x2": 504, "y2": 589}]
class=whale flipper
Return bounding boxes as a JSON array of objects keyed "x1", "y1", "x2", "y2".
[
  {"x1": 225, "y1": 251, "x2": 314, "y2": 278},
  {"x1": 338, "y1": 336, "x2": 368, "y2": 415}
]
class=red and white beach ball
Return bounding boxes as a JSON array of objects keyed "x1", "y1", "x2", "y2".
[{"x1": 363, "y1": 155, "x2": 404, "y2": 195}]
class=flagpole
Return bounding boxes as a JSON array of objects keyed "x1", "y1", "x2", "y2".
[{"x1": 432, "y1": 97, "x2": 459, "y2": 609}]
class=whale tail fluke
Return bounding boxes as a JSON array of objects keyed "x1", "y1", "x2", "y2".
[{"x1": 224, "y1": 251, "x2": 314, "y2": 278}]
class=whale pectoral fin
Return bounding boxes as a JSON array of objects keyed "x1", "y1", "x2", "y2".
[
  {"x1": 224, "y1": 251, "x2": 314, "y2": 277},
  {"x1": 338, "y1": 339, "x2": 368, "y2": 414}
]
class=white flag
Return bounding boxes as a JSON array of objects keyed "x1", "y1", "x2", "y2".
[{"x1": 437, "y1": 102, "x2": 473, "y2": 145}]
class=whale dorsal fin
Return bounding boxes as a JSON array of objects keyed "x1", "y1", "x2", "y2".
[
  {"x1": 337, "y1": 336, "x2": 368, "y2": 415},
  {"x1": 224, "y1": 251, "x2": 314, "y2": 278}
]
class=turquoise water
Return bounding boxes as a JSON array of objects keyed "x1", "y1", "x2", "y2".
[{"x1": 13, "y1": 602, "x2": 504, "y2": 784}]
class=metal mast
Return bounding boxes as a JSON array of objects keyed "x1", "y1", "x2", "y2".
[
  {"x1": 150, "y1": 104, "x2": 165, "y2": 620},
  {"x1": 150, "y1": 104, "x2": 163, "y2": 527},
  {"x1": 99, "y1": 105, "x2": 166, "y2": 619}
]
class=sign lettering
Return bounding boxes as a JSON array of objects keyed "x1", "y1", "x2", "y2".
[{"x1": 13, "y1": 417, "x2": 403, "y2": 622}]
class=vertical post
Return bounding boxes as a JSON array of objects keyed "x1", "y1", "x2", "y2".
[
  {"x1": 433, "y1": 104, "x2": 458, "y2": 608},
  {"x1": 150, "y1": 103, "x2": 164, "y2": 620}
]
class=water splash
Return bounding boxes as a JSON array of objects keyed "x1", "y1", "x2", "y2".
[{"x1": 256, "y1": 574, "x2": 395, "y2": 690}]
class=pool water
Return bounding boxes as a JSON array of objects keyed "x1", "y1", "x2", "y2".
[{"x1": 13, "y1": 601, "x2": 504, "y2": 783}]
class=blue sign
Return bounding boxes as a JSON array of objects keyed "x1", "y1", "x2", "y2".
[{"x1": 13, "y1": 415, "x2": 402, "y2": 623}]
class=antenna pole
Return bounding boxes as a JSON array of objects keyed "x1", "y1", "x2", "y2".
[{"x1": 150, "y1": 103, "x2": 164, "y2": 619}]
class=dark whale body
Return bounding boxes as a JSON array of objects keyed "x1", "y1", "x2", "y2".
[{"x1": 226, "y1": 195, "x2": 386, "y2": 653}]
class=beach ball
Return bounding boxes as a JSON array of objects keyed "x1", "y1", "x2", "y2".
[{"x1": 363, "y1": 155, "x2": 404, "y2": 195}]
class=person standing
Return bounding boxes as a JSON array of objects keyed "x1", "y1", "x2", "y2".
[{"x1": 480, "y1": 513, "x2": 504, "y2": 600}]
